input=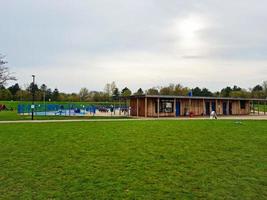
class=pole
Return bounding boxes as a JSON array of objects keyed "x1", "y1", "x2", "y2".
[
  {"x1": 145, "y1": 97, "x2": 147, "y2": 118},
  {"x1": 258, "y1": 101, "x2": 260, "y2": 115},
  {"x1": 31, "y1": 75, "x2": 35, "y2": 120},
  {"x1": 136, "y1": 98, "x2": 139, "y2": 117},
  {"x1": 264, "y1": 100, "x2": 266, "y2": 115},
  {"x1": 43, "y1": 91, "x2": 46, "y2": 116},
  {"x1": 157, "y1": 98, "x2": 160, "y2": 118}
]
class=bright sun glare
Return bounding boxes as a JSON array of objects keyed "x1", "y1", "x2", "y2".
[{"x1": 174, "y1": 15, "x2": 207, "y2": 55}]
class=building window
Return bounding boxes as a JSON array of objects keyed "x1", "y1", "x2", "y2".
[
  {"x1": 155, "y1": 99, "x2": 174, "y2": 113},
  {"x1": 240, "y1": 100, "x2": 246, "y2": 109}
]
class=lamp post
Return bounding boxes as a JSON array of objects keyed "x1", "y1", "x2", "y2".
[{"x1": 31, "y1": 75, "x2": 35, "y2": 120}]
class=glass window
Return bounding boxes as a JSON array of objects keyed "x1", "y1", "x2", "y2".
[{"x1": 155, "y1": 99, "x2": 174, "y2": 113}]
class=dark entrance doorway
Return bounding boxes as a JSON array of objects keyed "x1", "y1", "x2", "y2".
[
  {"x1": 211, "y1": 101, "x2": 216, "y2": 112},
  {"x1": 205, "y1": 102, "x2": 210, "y2": 115},
  {"x1": 176, "y1": 101, "x2": 180, "y2": 117},
  {"x1": 223, "y1": 102, "x2": 227, "y2": 115}
]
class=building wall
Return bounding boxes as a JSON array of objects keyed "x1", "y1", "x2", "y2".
[
  {"x1": 130, "y1": 97, "x2": 250, "y2": 117},
  {"x1": 130, "y1": 97, "x2": 145, "y2": 117}
]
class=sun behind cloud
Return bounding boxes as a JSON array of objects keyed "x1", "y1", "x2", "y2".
[{"x1": 171, "y1": 14, "x2": 209, "y2": 57}]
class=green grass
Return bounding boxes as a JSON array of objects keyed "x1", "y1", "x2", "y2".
[
  {"x1": 0, "y1": 111, "x2": 128, "y2": 121},
  {"x1": 253, "y1": 104, "x2": 267, "y2": 112},
  {"x1": 0, "y1": 120, "x2": 266, "y2": 199}
]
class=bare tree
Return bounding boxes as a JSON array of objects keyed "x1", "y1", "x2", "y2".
[
  {"x1": 0, "y1": 55, "x2": 16, "y2": 85},
  {"x1": 79, "y1": 87, "x2": 89, "y2": 101}
]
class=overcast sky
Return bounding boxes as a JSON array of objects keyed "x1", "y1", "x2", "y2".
[{"x1": 1, "y1": 0, "x2": 267, "y2": 92}]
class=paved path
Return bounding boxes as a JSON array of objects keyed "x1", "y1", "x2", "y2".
[{"x1": 0, "y1": 115, "x2": 267, "y2": 124}]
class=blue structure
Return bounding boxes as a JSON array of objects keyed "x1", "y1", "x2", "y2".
[
  {"x1": 17, "y1": 104, "x2": 97, "y2": 116},
  {"x1": 17, "y1": 103, "x2": 129, "y2": 117}
]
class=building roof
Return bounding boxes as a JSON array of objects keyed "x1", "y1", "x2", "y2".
[{"x1": 130, "y1": 94, "x2": 267, "y2": 101}]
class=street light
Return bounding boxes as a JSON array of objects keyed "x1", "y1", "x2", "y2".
[{"x1": 31, "y1": 75, "x2": 35, "y2": 120}]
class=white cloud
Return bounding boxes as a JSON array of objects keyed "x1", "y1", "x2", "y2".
[{"x1": 1, "y1": 0, "x2": 267, "y2": 92}]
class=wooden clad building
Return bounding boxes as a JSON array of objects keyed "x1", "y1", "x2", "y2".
[{"x1": 130, "y1": 95, "x2": 267, "y2": 117}]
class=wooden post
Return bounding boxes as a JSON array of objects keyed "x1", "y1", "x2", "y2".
[
  {"x1": 189, "y1": 98, "x2": 191, "y2": 116},
  {"x1": 203, "y1": 99, "x2": 205, "y2": 116},
  {"x1": 252, "y1": 101, "x2": 255, "y2": 114},
  {"x1": 157, "y1": 98, "x2": 160, "y2": 118},
  {"x1": 136, "y1": 98, "x2": 139, "y2": 117},
  {"x1": 227, "y1": 100, "x2": 229, "y2": 115},
  {"x1": 248, "y1": 101, "x2": 251, "y2": 114},
  {"x1": 173, "y1": 98, "x2": 176, "y2": 117},
  {"x1": 238, "y1": 100, "x2": 241, "y2": 115},
  {"x1": 145, "y1": 97, "x2": 147, "y2": 118},
  {"x1": 258, "y1": 101, "x2": 260, "y2": 115},
  {"x1": 216, "y1": 99, "x2": 218, "y2": 114}
]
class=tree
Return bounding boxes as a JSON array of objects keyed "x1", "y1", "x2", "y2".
[
  {"x1": 112, "y1": 87, "x2": 120, "y2": 100},
  {"x1": 135, "y1": 88, "x2": 144, "y2": 95},
  {"x1": 220, "y1": 86, "x2": 232, "y2": 97},
  {"x1": 0, "y1": 55, "x2": 16, "y2": 86},
  {"x1": 15, "y1": 90, "x2": 31, "y2": 101},
  {"x1": 52, "y1": 88, "x2": 59, "y2": 101},
  {"x1": 0, "y1": 88, "x2": 12, "y2": 100},
  {"x1": 232, "y1": 85, "x2": 242, "y2": 92},
  {"x1": 262, "y1": 81, "x2": 267, "y2": 97},
  {"x1": 121, "y1": 87, "x2": 132, "y2": 97},
  {"x1": 146, "y1": 87, "x2": 159, "y2": 95},
  {"x1": 192, "y1": 87, "x2": 202, "y2": 96},
  {"x1": 201, "y1": 88, "x2": 213, "y2": 97},
  {"x1": 252, "y1": 84, "x2": 263, "y2": 92},
  {"x1": 174, "y1": 84, "x2": 189, "y2": 96},
  {"x1": 229, "y1": 90, "x2": 250, "y2": 98},
  {"x1": 46, "y1": 88, "x2": 53, "y2": 101},
  {"x1": 104, "y1": 81, "x2": 117, "y2": 96},
  {"x1": 79, "y1": 87, "x2": 89, "y2": 101},
  {"x1": 8, "y1": 83, "x2": 20, "y2": 96},
  {"x1": 27, "y1": 82, "x2": 39, "y2": 93}
]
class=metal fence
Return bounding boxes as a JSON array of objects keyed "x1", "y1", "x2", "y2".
[{"x1": 18, "y1": 104, "x2": 129, "y2": 117}]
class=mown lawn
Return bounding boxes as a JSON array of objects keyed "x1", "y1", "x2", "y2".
[
  {"x1": 0, "y1": 120, "x2": 266, "y2": 199},
  {"x1": 253, "y1": 104, "x2": 267, "y2": 113},
  {"x1": 0, "y1": 111, "x2": 129, "y2": 121}
]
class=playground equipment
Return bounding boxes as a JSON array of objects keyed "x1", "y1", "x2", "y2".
[{"x1": 0, "y1": 104, "x2": 7, "y2": 111}]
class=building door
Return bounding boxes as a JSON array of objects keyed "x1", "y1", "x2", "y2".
[
  {"x1": 223, "y1": 102, "x2": 227, "y2": 115},
  {"x1": 176, "y1": 101, "x2": 180, "y2": 117},
  {"x1": 211, "y1": 101, "x2": 216, "y2": 112},
  {"x1": 229, "y1": 102, "x2": 232, "y2": 115},
  {"x1": 205, "y1": 102, "x2": 210, "y2": 115}
]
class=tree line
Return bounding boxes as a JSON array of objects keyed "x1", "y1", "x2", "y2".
[{"x1": 1, "y1": 81, "x2": 266, "y2": 102}]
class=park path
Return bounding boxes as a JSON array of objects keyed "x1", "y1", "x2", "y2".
[{"x1": 0, "y1": 115, "x2": 267, "y2": 124}]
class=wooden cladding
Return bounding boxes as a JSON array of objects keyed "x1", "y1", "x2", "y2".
[{"x1": 130, "y1": 97, "x2": 251, "y2": 117}]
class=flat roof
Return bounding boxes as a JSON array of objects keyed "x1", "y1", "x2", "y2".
[{"x1": 130, "y1": 94, "x2": 267, "y2": 101}]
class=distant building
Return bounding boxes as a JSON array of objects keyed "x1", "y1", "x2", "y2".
[{"x1": 129, "y1": 95, "x2": 267, "y2": 117}]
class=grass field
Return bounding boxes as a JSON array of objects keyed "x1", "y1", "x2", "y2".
[
  {"x1": 0, "y1": 111, "x2": 128, "y2": 121},
  {"x1": 253, "y1": 104, "x2": 267, "y2": 112},
  {"x1": 0, "y1": 120, "x2": 266, "y2": 199}
]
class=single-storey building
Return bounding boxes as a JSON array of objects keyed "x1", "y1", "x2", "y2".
[{"x1": 129, "y1": 95, "x2": 267, "y2": 117}]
